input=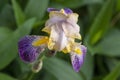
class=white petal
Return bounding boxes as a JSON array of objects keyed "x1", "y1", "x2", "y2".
[
  {"x1": 43, "y1": 14, "x2": 67, "y2": 33},
  {"x1": 67, "y1": 13, "x2": 79, "y2": 23},
  {"x1": 62, "y1": 22, "x2": 81, "y2": 39},
  {"x1": 48, "y1": 24, "x2": 67, "y2": 51}
]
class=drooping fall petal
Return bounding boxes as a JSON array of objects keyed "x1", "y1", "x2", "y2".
[
  {"x1": 18, "y1": 36, "x2": 45, "y2": 63},
  {"x1": 70, "y1": 45, "x2": 87, "y2": 72}
]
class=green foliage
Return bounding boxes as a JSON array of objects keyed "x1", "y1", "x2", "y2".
[
  {"x1": 0, "y1": 4, "x2": 15, "y2": 27},
  {"x1": 86, "y1": 0, "x2": 113, "y2": 46},
  {"x1": 12, "y1": 0, "x2": 25, "y2": 26},
  {"x1": 0, "y1": 27, "x2": 13, "y2": 40},
  {"x1": 103, "y1": 62, "x2": 120, "y2": 80},
  {"x1": 49, "y1": 0, "x2": 103, "y2": 9},
  {"x1": 25, "y1": 0, "x2": 49, "y2": 20},
  {"x1": 0, "y1": 73, "x2": 17, "y2": 80},
  {"x1": 81, "y1": 53, "x2": 94, "y2": 80},
  {"x1": 116, "y1": 0, "x2": 120, "y2": 12},
  {"x1": 0, "y1": 0, "x2": 120, "y2": 80},
  {"x1": 0, "y1": 18, "x2": 36, "y2": 70},
  {"x1": 94, "y1": 29, "x2": 120, "y2": 56},
  {"x1": 44, "y1": 57, "x2": 83, "y2": 80}
]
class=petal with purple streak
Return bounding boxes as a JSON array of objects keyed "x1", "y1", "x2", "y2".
[
  {"x1": 47, "y1": 8, "x2": 59, "y2": 12},
  {"x1": 18, "y1": 35, "x2": 44, "y2": 63},
  {"x1": 64, "y1": 8, "x2": 73, "y2": 14},
  {"x1": 70, "y1": 45, "x2": 87, "y2": 72}
]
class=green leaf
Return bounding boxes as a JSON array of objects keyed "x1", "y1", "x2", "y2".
[
  {"x1": 25, "y1": 0, "x2": 49, "y2": 20},
  {"x1": 105, "y1": 58, "x2": 120, "y2": 71},
  {"x1": 86, "y1": 0, "x2": 114, "y2": 45},
  {"x1": 0, "y1": 73, "x2": 17, "y2": 80},
  {"x1": 116, "y1": 0, "x2": 120, "y2": 12},
  {"x1": 12, "y1": 0, "x2": 25, "y2": 26},
  {"x1": 0, "y1": 18, "x2": 36, "y2": 70},
  {"x1": 94, "y1": 29, "x2": 120, "y2": 56},
  {"x1": 43, "y1": 72, "x2": 57, "y2": 80},
  {"x1": 0, "y1": 27, "x2": 13, "y2": 40},
  {"x1": 50, "y1": 0, "x2": 103, "y2": 9},
  {"x1": 0, "y1": 0, "x2": 9, "y2": 11},
  {"x1": 43, "y1": 57, "x2": 83, "y2": 80},
  {"x1": 103, "y1": 62, "x2": 120, "y2": 80},
  {"x1": 0, "y1": 4, "x2": 15, "y2": 27},
  {"x1": 81, "y1": 53, "x2": 94, "y2": 80}
]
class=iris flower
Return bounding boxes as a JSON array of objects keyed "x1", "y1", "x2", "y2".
[{"x1": 18, "y1": 8, "x2": 87, "y2": 72}]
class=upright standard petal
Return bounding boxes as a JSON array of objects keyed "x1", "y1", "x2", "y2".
[
  {"x1": 48, "y1": 24, "x2": 67, "y2": 51},
  {"x1": 62, "y1": 22, "x2": 81, "y2": 39},
  {"x1": 47, "y1": 8, "x2": 59, "y2": 12},
  {"x1": 18, "y1": 36, "x2": 45, "y2": 63},
  {"x1": 70, "y1": 45, "x2": 87, "y2": 72},
  {"x1": 64, "y1": 8, "x2": 73, "y2": 14},
  {"x1": 67, "y1": 13, "x2": 79, "y2": 23}
]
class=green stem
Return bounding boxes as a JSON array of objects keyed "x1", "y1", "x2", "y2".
[
  {"x1": 27, "y1": 72, "x2": 35, "y2": 80},
  {"x1": 25, "y1": 55, "x2": 46, "y2": 80}
]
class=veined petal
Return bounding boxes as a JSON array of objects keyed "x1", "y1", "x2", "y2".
[
  {"x1": 49, "y1": 11, "x2": 67, "y2": 18},
  {"x1": 18, "y1": 36, "x2": 45, "y2": 63},
  {"x1": 64, "y1": 8, "x2": 73, "y2": 14},
  {"x1": 47, "y1": 8, "x2": 73, "y2": 14},
  {"x1": 47, "y1": 8, "x2": 59, "y2": 12},
  {"x1": 70, "y1": 45, "x2": 87, "y2": 72},
  {"x1": 62, "y1": 22, "x2": 81, "y2": 39},
  {"x1": 42, "y1": 13, "x2": 67, "y2": 33},
  {"x1": 67, "y1": 13, "x2": 79, "y2": 23},
  {"x1": 48, "y1": 24, "x2": 67, "y2": 51}
]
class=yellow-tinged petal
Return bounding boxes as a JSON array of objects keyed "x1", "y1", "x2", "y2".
[
  {"x1": 74, "y1": 47, "x2": 82, "y2": 54},
  {"x1": 62, "y1": 48, "x2": 68, "y2": 54},
  {"x1": 32, "y1": 37, "x2": 48, "y2": 47},
  {"x1": 66, "y1": 43, "x2": 72, "y2": 53},
  {"x1": 49, "y1": 11, "x2": 67, "y2": 18},
  {"x1": 42, "y1": 26, "x2": 51, "y2": 34},
  {"x1": 62, "y1": 22, "x2": 81, "y2": 39},
  {"x1": 68, "y1": 13, "x2": 79, "y2": 23},
  {"x1": 74, "y1": 34, "x2": 82, "y2": 40},
  {"x1": 60, "y1": 9, "x2": 67, "y2": 15},
  {"x1": 48, "y1": 38, "x2": 55, "y2": 50}
]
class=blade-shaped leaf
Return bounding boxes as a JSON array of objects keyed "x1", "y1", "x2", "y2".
[
  {"x1": 81, "y1": 53, "x2": 94, "y2": 80},
  {"x1": 94, "y1": 29, "x2": 120, "y2": 56},
  {"x1": 86, "y1": 0, "x2": 114, "y2": 45},
  {"x1": 25, "y1": 0, "x2": 49, "y2": 20},
  {"x1": 0, "y1": 18, "x2": 36, "y2": 70},
  {"x1": 0, "y1": 27, "x2": 13, "y2": 40},
  {"x1": 0, "y1": 73, "x2": 17, "y2": 80},
  {"x1": 103, "y1": 62, "x2": 120, "y2": 80},
  {"x1": 0, "y1": 0, "x2": 9, "y2": 11},
  {"x1": 43, "y1": 57, "x2": 83, "y2": 80},
  {"x1": 116, "y1": 0, "x2": 120, "y2": 12},
  {"x1": 12, "y1": 0, "x2": 25, "y2": 26},
  {"x1": 0, "y1": 4, "x2": 15, "y2": 27},
  {"x1": 50, "y1": 0, "x2": 103, "y2": 9}
]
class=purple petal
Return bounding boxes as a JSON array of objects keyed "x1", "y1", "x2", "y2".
[
  {"x1": 81, "y1": 45, "x2": 87, "y2": 59},
  {"x1": 47, "y1": 8, "x2": 59, "y2": 12},
  {"x1": 18, "y1": 35, "x2": 44, "y2": 63},
  {"x1": 70, "y1": 45, "x2": 87, "y2": 72},
  {"x1": 47, "y1": 8, "x2": 73, "y2": 14},
  {"x1": 64, "y1": 8, "x2": 73, "y2": 14}
]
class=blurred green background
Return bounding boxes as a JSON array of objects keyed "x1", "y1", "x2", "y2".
[{"x1": 0, "y1": 0, "x2": 120, "y2": 80}]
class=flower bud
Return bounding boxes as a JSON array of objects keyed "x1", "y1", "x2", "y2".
[{"x1": 31, "y1": 59, "x2": 43, "y2": 73}]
